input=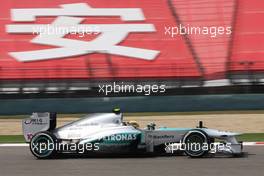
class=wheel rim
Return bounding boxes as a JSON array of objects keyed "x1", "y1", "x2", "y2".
[
  {"x1": 184, "y1": 132, "x2": 208, "y2": 157},
  {"x1": 30, "y1": 133, "x2": 54, "y2": 158}
]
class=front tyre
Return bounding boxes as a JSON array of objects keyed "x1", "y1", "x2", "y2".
[
  {"x1": 182, "y1": 130, "x2": 210, "y2": 158},
  {"x1": 30, "y1": 131, "x2": 57, "y2": 159}
]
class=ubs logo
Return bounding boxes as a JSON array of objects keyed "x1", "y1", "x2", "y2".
[{"x1": 24, "y1": 118, "x2": 47, "y2": 125}]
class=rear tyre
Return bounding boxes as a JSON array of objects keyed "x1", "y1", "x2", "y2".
[
  {"x1": 30, "y1": 131, "x2": 57, "y2": 159},
  {"x1": 182, "y1": 130, "x2": 210, "y2": 158}
]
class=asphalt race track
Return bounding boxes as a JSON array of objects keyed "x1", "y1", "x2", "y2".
[{"x1": 0, "y1": 146, "x2": 263, "y2": 176}]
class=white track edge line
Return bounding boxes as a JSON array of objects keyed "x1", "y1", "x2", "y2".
[{"x1": 0, "y1": 143, "x2": 264, "y2": 147}]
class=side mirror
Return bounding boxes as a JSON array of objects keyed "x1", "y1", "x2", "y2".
[{"x1": 197, "y1": 121, "x2": 207, "y2": 128}]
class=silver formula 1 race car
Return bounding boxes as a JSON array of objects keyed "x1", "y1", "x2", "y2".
[{"x1": 22, "y1": 109, "x2": 243, "y2": 159}]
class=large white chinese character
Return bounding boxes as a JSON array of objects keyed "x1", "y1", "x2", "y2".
[{"x1": 6, "y1": 3, "x2": 159, "y2": 62}]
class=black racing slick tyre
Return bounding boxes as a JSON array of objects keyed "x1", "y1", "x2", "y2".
[
  {"x1": 30, "y1": 131, "x2": 57, "y2": 159},
  {"x1": 182, "y1": 130, "x2": 210, "y2": 158}
]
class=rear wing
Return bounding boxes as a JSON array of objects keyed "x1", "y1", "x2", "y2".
[{"x1": 22, "y1": 112, "x2": 57, "y2": 142}]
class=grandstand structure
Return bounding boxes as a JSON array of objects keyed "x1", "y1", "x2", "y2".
[{"x1": 0, "y1": 0, "x2": 263, "y2": 97}]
